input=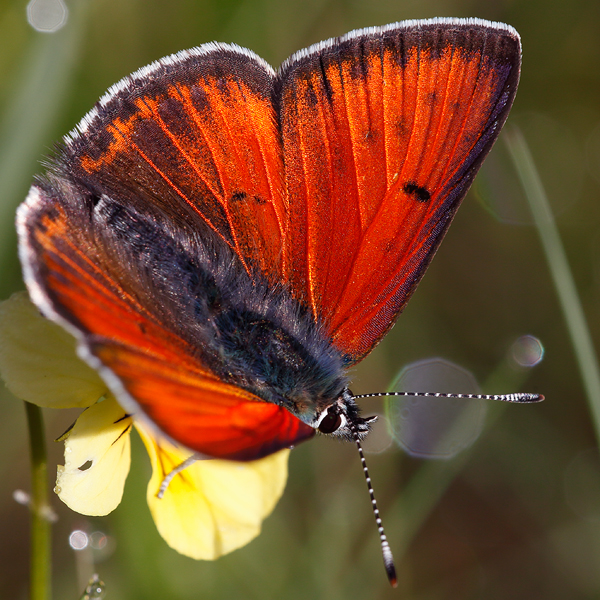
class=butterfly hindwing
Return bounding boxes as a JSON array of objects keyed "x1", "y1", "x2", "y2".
[{"x1": 18, "y1": 182, "x2": 315, "y2": 461}]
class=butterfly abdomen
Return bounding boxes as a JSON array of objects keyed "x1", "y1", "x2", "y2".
[{"x1": 213, "y1": 305, "x2": 346, "y2": 418}]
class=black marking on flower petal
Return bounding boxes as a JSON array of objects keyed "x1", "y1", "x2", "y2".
[{"x1": 111, "y1": 423, "x2": 132, "y2": 446}]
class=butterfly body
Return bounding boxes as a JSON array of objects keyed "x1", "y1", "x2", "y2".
[
  {"x1": 18, "y1": 18, "x2": 522, "y2": 461},
  {"x1": 91, "y1": 187, "x2": 349, "y2": 410}
]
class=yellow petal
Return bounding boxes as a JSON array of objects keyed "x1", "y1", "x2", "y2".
[
  {"x1": 56, "y1": 395, "x2": 132, "y2": 516},
  {"x1": 0, "y1": 292, "x2": 106, "y2": 408},
  {"x1": 137, "y1": 423, "x2": 289, "y2": 560}
]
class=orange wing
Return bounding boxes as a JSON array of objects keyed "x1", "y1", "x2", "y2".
[
  {"x1": 61, "y1": 45, "x2": 286, "y2": 281},
  {"x1": 95, "y1": 344, "x2": 314, "y2": 461},
  {"x1": 19, "y1": 186, "x2": 314, "y2": 461},
  {"x1": 277, "y1": 19, "x2": 521, "y2": 362}
]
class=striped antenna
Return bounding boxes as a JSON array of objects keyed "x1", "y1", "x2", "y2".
[
  {"x1": 157, "y1": 454, "x2": 202, "y2": 498},
  {"x1": 348, "y1": 419, "x2": 398, "y2": 588},
  {"x1": 344, "y1": 387, "x2": 543, "y2": 585},
  {"x1": 354, "y1": 391, "x2": 544, "y2": 403}
]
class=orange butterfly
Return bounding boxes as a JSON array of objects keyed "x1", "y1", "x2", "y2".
[{"x1": 18, "y1": 17, "x2": 528, "y2": 584}]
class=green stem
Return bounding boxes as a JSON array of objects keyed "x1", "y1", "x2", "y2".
[
  {"x1": 504, "y1": 127, "x2": 600, "y2": 445},
  {"x1": 25, "y1": 402, "x2": 51, "y2": 600}
]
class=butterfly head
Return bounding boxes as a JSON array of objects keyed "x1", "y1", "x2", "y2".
[{"x1": 313, "y1": 388, "x2": 376, "y2": 439}]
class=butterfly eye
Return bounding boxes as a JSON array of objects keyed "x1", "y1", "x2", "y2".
[{"x1": 317, "y1": 408, "x2": 342, "y2": 434}]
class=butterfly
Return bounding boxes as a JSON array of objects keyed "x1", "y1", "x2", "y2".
[{"x1": 17, "y1": 17, "x2": 530, "y2": 585}]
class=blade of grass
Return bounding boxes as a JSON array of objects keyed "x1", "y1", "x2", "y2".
[
  {"x1": 25, "y1": 402, "x2": 52, "y2": 600},
  {"x1": 504, "y1": 126, "x2": 600, "y2": 444}
]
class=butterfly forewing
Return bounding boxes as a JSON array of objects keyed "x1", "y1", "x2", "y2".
[
  {"x1": 61, "y1": 46, "x2": 287, "y2": 281},
  {"x1": 278, "y1": 20, "x2": 521, "y2": 362}
]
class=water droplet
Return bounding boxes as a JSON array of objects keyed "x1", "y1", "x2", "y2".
[{"x1": 80, "y1": 574, "x2": 106, "y2": 599}]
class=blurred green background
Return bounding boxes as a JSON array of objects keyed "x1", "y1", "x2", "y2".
[{"x1": 1, "y1": 0, "x2": 600, "y2": 598}]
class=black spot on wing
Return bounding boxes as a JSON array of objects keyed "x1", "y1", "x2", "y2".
[
  {"x1": 403, "y1": 181, "x2": 431, "y2": 202},
  {"x1": 230, "y1": 191, "x2": 267, "y2": 205},
  {"x1": 231, "y1": 191, "x2": 247, "y2": 202}
]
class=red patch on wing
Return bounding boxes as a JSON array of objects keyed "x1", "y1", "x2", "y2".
[{"x1": 69, "y1": 58, "x2": 287, "y2": 282}]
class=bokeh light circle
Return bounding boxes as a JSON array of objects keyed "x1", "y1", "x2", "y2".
[
  {"x1": 386, "y1": 358, "x2": 486, "y2": 459},
  {"x1": 26, "y1": 0, "x2": 68, "y2": 33},
  {"x1": 511, "y1": 334, "x2": 544, "y2": 368},
  {"x1": 360, "y1": 412, "x2": 393, "y2": 454},
  {"x1": 69, "y1": 529, "x2": 88, "y2": 550}
]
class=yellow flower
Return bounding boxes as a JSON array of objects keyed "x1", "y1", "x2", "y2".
[{"x1": 0, "y1": 291, "x2": 289, "y2": 560}]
